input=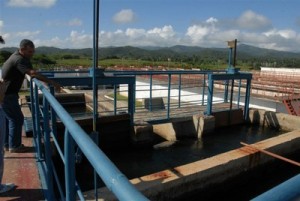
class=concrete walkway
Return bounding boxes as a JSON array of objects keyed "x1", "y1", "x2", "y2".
[{"x1": 0, "y1": 134, "x2": 44, "y2": 201}]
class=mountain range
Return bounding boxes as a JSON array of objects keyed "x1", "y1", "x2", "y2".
[{"x1": 1, "y1": 44, "x2": 300, "y2": 61}]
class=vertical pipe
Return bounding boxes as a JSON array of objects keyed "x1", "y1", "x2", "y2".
[
  {"x1": 50, "y1": 87, "x2": 57, "y2": 138},
  {"x1": 167, "y1": 74, "x2": 171, "y2": 119},
  {"x1": 43, "y1": 96, "x2": 54, "y2": 200},
  {"x1": 93, "y1": 0, "x2": 100, "y2": 199},
  {"x1": 237, "y1": 79, "x2": 241, "y2": 108},
  {"x1": 244, "y1": 79, "x2": 252, "y2": 120},
  {"x1": 93, "y1": 0, "x2": 99, "y2": 131},
  {"x1": 114, "y1": 85, "x2": 117, "y2": 115},
  {"x1": 29, "y1": 80, "x2": 36, "y2": 138},
  {"x1": 202, "y1": 74, "x2": 206, "y2": 105},
  {"x1": 34, "y1": 83, "x2": 42, "y2": 160},
  {"x1": 206, "y1": 74, "x2": 214, "y2": 115},
  {"x1": 65, "y1": 129, "x2": 75, "y2": 201},
  {"x1": 128, "y1": 82, "x2": 134, "y2": 125},
  {"x1": 149, "y1": 74, "x2": 153, "y2": 111},
  {"x1": 233, "y1": 39, "x2": 237, "y2": 67},
  {"x1": 178, "y1": 74, "x2": 181, "y2": 108},
  {"x1": 229, "y1": 79, "x2": 234, "y2": 110}
]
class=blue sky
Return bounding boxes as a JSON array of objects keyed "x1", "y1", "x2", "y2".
[{"x1": 1, "y1": 0, "x2": 300, "y2": 52}]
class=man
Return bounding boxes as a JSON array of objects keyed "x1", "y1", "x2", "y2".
[
  {"x1": 2, "y1": 39, "x2": 61, "y2": 153},
  {"x1": 0, "y1": 35, "x2": 15, "y2": 194}
]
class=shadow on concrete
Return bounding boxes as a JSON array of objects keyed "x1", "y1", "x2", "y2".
[
  {"x1": 0, "y1": 188, "x2": 44, "y2": 201},
  {"x1": 263, "y1": 111, "x2": 280, "y2": 129}
]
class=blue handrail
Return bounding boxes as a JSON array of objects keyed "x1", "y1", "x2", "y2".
[{"x1": 30, "y1": 78, "x2": 149, "y2": 201}]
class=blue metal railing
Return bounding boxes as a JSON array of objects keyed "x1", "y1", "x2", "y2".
[
  {"x1": 28, "y1": 69, "x2": 252, "y2": 200},
  {"x1": 40, "y1": 69, "x2": 251, "y2": 122},
  {"x1": 30, "y1": 77, "x2": 149, "y2": 201}
]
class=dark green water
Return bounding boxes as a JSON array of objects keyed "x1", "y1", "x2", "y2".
[
  {"x1": 106, "y1": 124, "x2": 285, "y2": 180},
  {"x1": 76, "y1": 124, "x2": 299, "y2": 200}
]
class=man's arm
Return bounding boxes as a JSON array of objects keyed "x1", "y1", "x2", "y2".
[{"x1": 26, "y1": 69, "x2": 62, "y2": 90}]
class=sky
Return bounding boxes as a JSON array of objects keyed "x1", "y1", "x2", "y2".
[{"x1": 1, "y1": 0, "x2": 300, "y2": 52}]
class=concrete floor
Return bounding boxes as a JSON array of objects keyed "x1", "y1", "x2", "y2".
[{"x1": 0, "y1": 134, "x2": 44, "y2": 201}]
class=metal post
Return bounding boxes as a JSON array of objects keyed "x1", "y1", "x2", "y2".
[
  {"x1": 237, "y1": 79, "x2": 241, "y2": 108},
  {"x1": 167, "y1": 74, "x2": 171, "y2": 119},
  {"x1": 43, "y1": 96, "x2": 54, "y2": 200},
  {"x1": 128, "y1": 82, "x2": 135, "y2": 125},
  {"x1": 244, "y1": 79, "x2": 251, "y2": 120},
  {"x1": 149, "y1": 74, "x2": 153, "y2": 111},
  {"x1": 50, "y1": 87, "x2": 57, "y2": 138},
  {"x1": 178, "y1": 74, "x2": 181, "y2": 108},
  {"x1": 65, "y1": 129, "x2": 75, "y2": 201},
  {"x1": 34, "y1": 83, "x2": 42, "y2": 160},
  {"x1": 93, "y1": 0, "x2": 100, "y2": 199},
  {"x1": 233, "y1": 39, "x2": 237, "y2": 67},
  {"x1": 114, "y1": 85, "x2": 117, "y2": 115},
  {"x1": 202, "y1": 74, "x2": 206, "y2": 105},
  {"x1": 224, "y1": 80, "x2": 228, "y2": 103},
  {"x1": 29, "y1": 80, "x2": 37, "y2": 138},
  {"x1": 206, "y1": 74, "x2": 214, "y2": 115}
]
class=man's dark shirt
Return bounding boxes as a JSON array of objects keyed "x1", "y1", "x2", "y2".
[{"x1": 2, "y1": 50, "x2": 32, "y2": 95}]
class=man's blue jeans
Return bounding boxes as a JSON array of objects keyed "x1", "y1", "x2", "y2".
[
  {"x1": 2, "y1": 94, "x2": 24, "y2": 149},
  {"x1": 0, "y1": 106, "x2": 6, "y2": 185}
]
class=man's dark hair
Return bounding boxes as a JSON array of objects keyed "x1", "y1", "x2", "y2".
[{"x1": 20, "y1": 39, "x2": 34, "y2": 49}]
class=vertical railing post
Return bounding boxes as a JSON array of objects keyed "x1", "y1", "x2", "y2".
[
  {"x1": 50, "y1": 87, "x2": 57, "y2": 138},
  {"x1": 128, "y1": 82, "x2": 135, "y2": 125},
  {"x1": 206, "y1": 74, "x2": 214, "y2": 115},
  {"x1": 43, "y1": 96, "x2": 54, "y2": 200},
  {"x1": 224, "y1": 80, "x2": 229, "y2": 103},
  {"x1": 202, "y1": 74, "x2": 206, "y2": 105},
  {"x1": 149, "y1": 74, "x2": 153, "y2": 111},
  {"x1": 114, "y1": 85, "x2": 117, "y2": 115},
  {"x1": 237, "y1": 79, "x2": 241, "y2": 108},
  {"x1": 167, "y1": 74, "x2": 171, "y2": 119},
  {"x1": 244, "y1": 78, "x2": 252, "y2": 120},
  {"x1": 34, "y1": 82, "x2": 42, "y2": 160},
  {"x1": 178, "y1": 74, "x2": 181, "y2": 108},
  {"x1": 30, "y1": 80, "x2": 37, "y2": 138},
  {"x1": 93, "y1": 0, "x2": 100, "y2": 199},
  {"x1": 64, "y1": 129, "x2": 75, "y2": 201}
]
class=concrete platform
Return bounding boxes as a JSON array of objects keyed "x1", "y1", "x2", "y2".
[{"x1": 0, "y1": 134, "x2": 44, "y2": 201}]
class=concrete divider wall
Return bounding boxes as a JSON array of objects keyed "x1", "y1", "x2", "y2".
[
  {"x1": 249, "y1": 108, "x2": 300, "y2": 131},
  {"x1": 84, "y1": 130, "x2": 300, "y2": 200}
]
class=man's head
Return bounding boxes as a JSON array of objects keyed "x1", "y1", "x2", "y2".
[{"x1": 19, "y1": 39, "x2": 35, "y2": 59}]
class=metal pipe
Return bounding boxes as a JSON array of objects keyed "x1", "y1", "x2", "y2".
[
  {"x1": 65, "y1": 129, "x2": 76, "y2": 201},
  {"x1": 202, "y1": 74, "x2": 205, "y2": 105},
  {"x1": 251, "y1": 174, "x2": 300, "y2": 201},
  {"x1": 178, "y1": 74, "x2": 181, "y2": 108},
  {"x1": 167, "y1": 74, "x2": 171, "y2": 119},
  {"x1": 93, "y1": 0, "x2": 100, "y2": 199},
  {"x1": 42, "y1": 95, "x2": 54, "y2": 200}
]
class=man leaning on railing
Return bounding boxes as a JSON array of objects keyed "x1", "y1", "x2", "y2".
[
  {"x1": 0, "y1": 36, "x2": 15, "y2": 194},
  {"x1": 1, "y1": 39, "x2": 61, "y2": 153}
]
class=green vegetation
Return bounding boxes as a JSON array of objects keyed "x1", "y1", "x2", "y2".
[{"x1": 1, "y1": 44, "x2": 300, "y2": 71}]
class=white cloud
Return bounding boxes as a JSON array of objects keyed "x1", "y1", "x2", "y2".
[
  {"x1": 113, "y1": 9, "x2": 135, "y2": 24},
  {"x1": 68, "y1": 18, "x2": 82, "y2": 26},
  {"x1": 236, "y1": 10, "x2": 272, "y2": 31},
  {"x1": 7, "y1": 0, "x2": 57, "y2": 8},
  {"x1": 0, "y1": 20, "x2": 3, "y2": 32},
  {"x1": 15, "y1": 30, "x2": 41, "y2": 38},
  {"x1": 46, "y1": 18, "x2": 83, "y2": 27}
]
